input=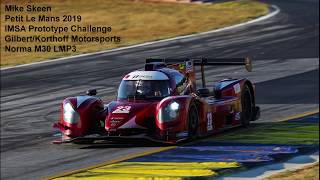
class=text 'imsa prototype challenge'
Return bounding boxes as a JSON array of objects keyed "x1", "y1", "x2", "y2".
[{"x1": 53, "y1": 57, "x2": 260, "y2": 144}]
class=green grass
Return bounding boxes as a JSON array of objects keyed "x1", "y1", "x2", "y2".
[
  {"x1": 1, "y1": 0, "x2": 268, "y2": 67},
  {"x1": 210, "y1": 122, "x2": 319, "y2": 145}
]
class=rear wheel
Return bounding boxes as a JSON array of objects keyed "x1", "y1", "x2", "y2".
[
  {"x1": 187, "y1": 103, "x2": 199, "y2": 139},
  {"x1": 241, "y1": 85, "x2": 254, "y2": 127}
]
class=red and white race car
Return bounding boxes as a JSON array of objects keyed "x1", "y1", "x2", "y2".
[{"x1": 53, "y1": 57, "x2": 260, "y2": 144}]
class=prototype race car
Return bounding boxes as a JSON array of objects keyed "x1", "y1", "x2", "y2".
[{"x1": 53, "y1": 57, "x2": 260, "y2": 144}]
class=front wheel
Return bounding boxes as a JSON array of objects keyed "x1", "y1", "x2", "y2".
[
  {"x1": 241, "y1": 85, "x2": 254, "y2": 127},
  {"x1": 187, "y1": 103, "x2": 199, "y2": 139}
]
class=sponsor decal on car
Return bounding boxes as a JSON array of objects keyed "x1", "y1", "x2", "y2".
[
  {"x1": 123, "y1": 71, "x2": 169, "y2": 80},
  {"x1": 176, "y1": 131, "x2": 189, "y2": 138},
  {"x1": 185, "y1": 61, "x2": 194, "y2": 73},
  {"x1": 110, "y1": 117, "x2": 123, "y2": 127},
  {"x1": 132, "y1": 74, "x2": 152, "y2": 79},
  {"x1": 207, "y1": 112, "x2": 213, "y2": 131},
  {"x1": 112, "y1": 106, "x2": 131, "y2": 114},
  {"x1": 235, "y1": 112, "x2": 241, "y2": 121},
  {"x1": 233, "y1": 83, "x2": 241, "y2": 94}
]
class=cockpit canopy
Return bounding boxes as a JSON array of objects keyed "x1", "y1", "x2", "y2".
[
  {"x1": 118, "y1": 80, "x2": 170, "y2": 100},
  {"x1": 118, "y1": 71, "x2": 171, "y2": 100}
]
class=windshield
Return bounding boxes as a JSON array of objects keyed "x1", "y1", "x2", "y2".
[{"x1": 118, "y1": 80, "x2": 170, "y2": 100}]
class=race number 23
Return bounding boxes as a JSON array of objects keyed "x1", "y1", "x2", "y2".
[{"x1": 112, "y1": 106, "x2": 131, "y2": 114}]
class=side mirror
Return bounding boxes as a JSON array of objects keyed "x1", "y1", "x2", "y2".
[
  {"x1": 196, "y1": 88, "x2": 210, "y2": 97},
  {"x1": 245, "y1": 57, "x2": 252, "y2": 72},
  {"x1": 86, "y1": 89, "x2": 97, "y2": 96}
]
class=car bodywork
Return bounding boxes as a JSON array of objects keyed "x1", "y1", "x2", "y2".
[{"x1": 53, "y1": 57, "x2": 260, "y2": 144}]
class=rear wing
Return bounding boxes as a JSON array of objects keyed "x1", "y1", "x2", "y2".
[{"x1": 146, "y1": 57, "x2": 252, "y2": 88}]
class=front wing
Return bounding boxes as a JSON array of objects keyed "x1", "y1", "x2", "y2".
[{"x1": 52, "y1": 133, "x2": 186, "y2": 145}]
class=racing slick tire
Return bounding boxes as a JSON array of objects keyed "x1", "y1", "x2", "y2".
[
  {"x1": 241, "y1": 85, "x2": 254, "y2": 127},
  {"x1": 187, "y1": 102, "x2": 199, "y2": 139}
]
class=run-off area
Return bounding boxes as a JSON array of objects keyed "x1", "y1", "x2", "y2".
[{"x1": 53, "y1": 113, "x2": 319, "y2": 180}]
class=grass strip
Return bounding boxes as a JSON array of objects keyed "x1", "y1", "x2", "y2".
[
  {"x1": 211, "y1": 122, "x2": 319, "y2": 145},
  {"x1": 1, "y1": 0, "x2": 268, "y2": 67}
]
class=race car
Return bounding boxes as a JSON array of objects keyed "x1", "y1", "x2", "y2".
[{"x1": 53, "y1": 57, "x2": 260, "y2": 144}]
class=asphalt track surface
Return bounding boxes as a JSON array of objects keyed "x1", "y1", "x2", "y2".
[{"x1": 1, "y1": 0, "x2": 319, "y2": 179}]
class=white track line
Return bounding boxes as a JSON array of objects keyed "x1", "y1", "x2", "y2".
[{"x1": 1, "y1": 5, "x2": 280, "y2": 71}]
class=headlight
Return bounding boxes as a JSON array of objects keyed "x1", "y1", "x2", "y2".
[
  {"x1": 158, "y1": 101, "x2": 180, "y2": 123},
  {"x1": 169, "y1": 101, "x2": 179, "y2": 111},
  {"x1": 63, "y1": 102, "x2": 80, "y2": 124}
]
